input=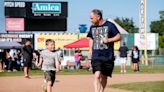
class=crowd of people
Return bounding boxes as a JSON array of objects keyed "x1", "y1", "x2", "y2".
[
  {"x1": 0, "y1": 40, "x2": 64, "y2": 73},
  {"x1": 0, "y1": 48, "x2": 22, "y2": 72}
]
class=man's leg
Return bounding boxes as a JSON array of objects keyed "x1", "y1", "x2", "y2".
[
  {"x1": 120, "y1": 63, "x2": 123, "y2": 73},
  {"x1": 100, "y1": 74, "x2": 107, "y2": 92},
  {"x1": 94, "y1": 71, "x2": 102, "y2": 92},
  {"x1": 0, "y1": 61, "x2": 2, "y2": 72},
  {"x1": 24, "y1": 66, "x2": 29, "y2": 76},
  {"x1": 123, "y1": 63, "x2": 126, "y2": 72},
  {"x1": 120, "y1": 58, "x2": 123, "y2": 73}
]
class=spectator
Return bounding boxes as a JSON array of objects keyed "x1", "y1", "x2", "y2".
[
  {"x1": 0, "y1": 49, "x2": 6, "y2": 72},
  {"x1": 22, "y1": 39, "x2": 33, "y2": 78},
  {"x1": 74, "y1": 50, "x2": 81, "y2": 70},
  {"x1": 131, "y1": 46, "x2": 140, "y2": 72},
  {"x1": 119, "y1": 42, "x2": 128, "y2": 73},
  {"x1": 56, "y1": 48, "x2": 63, "y2": 70},
  {"x1": 32, "y1": 50, "x2": 40, "y2": 69}
]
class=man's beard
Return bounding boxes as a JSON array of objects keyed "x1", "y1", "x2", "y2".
[{"x1": 92, "y1": 22, "x2": 99, "y2": 26}]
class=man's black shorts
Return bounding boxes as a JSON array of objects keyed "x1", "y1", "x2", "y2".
[
  {"x1": 23, "y1": 58, "x2": 32, "y2": 67},
  {"x1": 91, "y1": 60, "x2": 114, "y2": 77}
]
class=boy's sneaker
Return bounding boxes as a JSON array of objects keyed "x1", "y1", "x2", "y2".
[
  {"x1": 124, "y1": 70, "x2": 126, "y2": 73},
  {"x1": 120, "y1": 70, "x2": 123, "y2": 73}
]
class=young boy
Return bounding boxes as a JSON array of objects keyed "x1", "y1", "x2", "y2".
[{"x1": 37, "y1": 39, "x2": 60, "y2": 92}]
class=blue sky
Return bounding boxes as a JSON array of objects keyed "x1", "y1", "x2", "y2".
[{"x1": 0, "y1": 0, "x2": 163, "y2": 33}]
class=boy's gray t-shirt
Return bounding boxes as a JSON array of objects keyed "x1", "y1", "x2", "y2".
[{"x1": 40, "y1": 49, "x2": 58, "y2": 71}]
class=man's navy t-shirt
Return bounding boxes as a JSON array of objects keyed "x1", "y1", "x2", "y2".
[{"x1": 87, "y1": 21, "x2": 120, "y2": 61}]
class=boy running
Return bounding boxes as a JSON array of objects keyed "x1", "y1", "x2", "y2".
[{"x1": 37, "y1": 39, "x2": 60, "y2": 92}]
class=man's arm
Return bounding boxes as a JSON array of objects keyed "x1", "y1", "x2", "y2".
[{"x1": 88, "y1": 38, "x2": 93, "y2": 59}]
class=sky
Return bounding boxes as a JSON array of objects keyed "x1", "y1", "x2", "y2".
[{"x1": 0, "y1": 0, "x2": 163, "y2": 33}]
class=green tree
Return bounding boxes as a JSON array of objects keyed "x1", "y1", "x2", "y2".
[
  {"x1": 159, "y1": 10, "x2": 164, "y2": 20},
  {"x1": 150, "y1": 11, "x2": 164, "y2": 36},
  {"x1": 159, "y1": 36, "x2": 164, "y2": 48},
  {"x1": 150, "y1": 10, "x2": 164, "y2": 48},
  {"x1": 114, "y1": 17, "x2": 139, "y2": 33},
  {"x1": 150, "y1": 20, "x2": 164, "y2": 36}
]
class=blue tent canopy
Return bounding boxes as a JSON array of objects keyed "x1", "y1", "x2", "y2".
[{"x1": 0, "y1": 41, "x2": 22, "y2": 49}]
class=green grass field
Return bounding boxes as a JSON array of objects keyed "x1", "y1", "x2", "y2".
[
  {"x1": 110, "y1": 81, "x2": 164, "y2": 92},
  {"x1": 0, "y1": 65, "x2": 164, "y2": 77},
  {"x1": 113, "y1": 65, "x2": 164, "y2": 74},
  {"x1": 0, "y1": 68, "x2": 91, "y2": 77}
]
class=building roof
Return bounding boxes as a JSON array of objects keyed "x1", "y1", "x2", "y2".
[{"x1": 108, "y1": 18, "x2": 128, "y2": 34}]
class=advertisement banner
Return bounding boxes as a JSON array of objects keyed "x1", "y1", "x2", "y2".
[
  {"x1": 6, "y1": 18, "x2": 24, "y2": 31},
  {"x1": 35, "y1": 33, "x2": 78, "y2": 49},
  {"x1": 135, "y1": 33, "x2": 158, "y2": 50}
]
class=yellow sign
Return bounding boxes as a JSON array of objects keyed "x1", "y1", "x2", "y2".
[
  {"x1": 79, "y1": 33, "x2": 87, "y2": 39},
  {"x1": 114, "y1": 41, "x2": 120, "y2": 50},
  {"x1": 35, "y1": 33, "x2": 78, "y2": 49}
]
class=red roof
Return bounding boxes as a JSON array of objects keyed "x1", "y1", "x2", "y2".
[{"x1": 64, "y1": 38, "x2": 89, "y2": 48}]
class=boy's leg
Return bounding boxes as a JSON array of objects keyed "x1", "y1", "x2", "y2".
[
  {"x1": 44, "y1": 71, "x2": 56, "y2": 92},
  {"x1": 46, "y1": 81, "x2": 52, "y2": 92},
  {"x1": 42, "y1": 81, "x2": 47, "y2": 92},
  {"x1": 94, "y1": 71, "x2": 102, "y2": 92}
]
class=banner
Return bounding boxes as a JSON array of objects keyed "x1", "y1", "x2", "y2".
[
  {"x1": 6, "y1": 18, "x2": 24, "y2": 31},
  {"x1": 135, "y1": 33, "x2": 158, "y2": 50},
  {"x1": 35, "y1": 33, "x2": 78, "y2": 49}
]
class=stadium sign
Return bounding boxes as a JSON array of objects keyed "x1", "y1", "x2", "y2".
[
  {"x1": 32, "y1": 3, "x2": 61, "y2": 13},
  {"x1": 4, "y1": 2, "x2": 25, "y2": 8}
]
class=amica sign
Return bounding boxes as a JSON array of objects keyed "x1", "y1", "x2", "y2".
[{"x1": 32, "y1": 3, "x2": 61, "y2": 13}]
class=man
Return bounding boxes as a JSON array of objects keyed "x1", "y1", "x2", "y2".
[
  {"x1": 0, "y1": 49, "x2": 5, "y2": 72},
  {"x1": 23, "y1": 39, "x2": 33, "y2": 79},
  {"x1": 119, "y1": 42, "x2": 128, "y2": 73},
  {"x1": 87, "y1": 9, "x2": 121, "y2": 92}
]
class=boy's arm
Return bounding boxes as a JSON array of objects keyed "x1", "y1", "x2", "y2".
[
  {"x1": 37, "y1": 56, "x2": 43, "y2": 67},
  {"x1": 55, "y1": 54, "x2": 60, "y2": 72}
]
